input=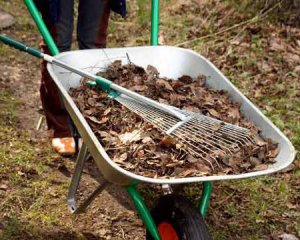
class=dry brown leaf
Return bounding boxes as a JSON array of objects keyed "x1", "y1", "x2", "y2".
[
  {"x1": 142, "y1": 136, "x2": 153, "y2": 144},
  {"x1": 84, "y1": 109, "x2": 94, "y2": 115},
  {"x1": 87, "y1": 116, "x2": 108, "y2": 124},
  {"x1": 131, "y1": 85, "x2": 147, "y2": 91},
  {"x1": 159, "y1": 136, "x2": 177, "y2": 148},
  {"x1": 228, "y1": 108, "x2": 240, "y2": 120},
  {"x1": 166, "y1": 161, "x2": 184, "y2": 167},
  {"x1": 178, "y1": 75, "x2": 193, "y2": 84},
  {"x1": 119, "y1": 130, "x2": 142, "y2": 144},
  {"x1": 103, "y1": 108, "x2": 111, "y2": 116},
  {"x1": 211, "y1": 123, "x2": 221, "y2": 131},
  {"x1": 268, "y1": 148, "x2": 279, "y2": 158},
  {"x1": 254, "y1": 135, "x2": 267, "y2": 146},
  {"x1": 147, "y1": 65, "x2": 159, "y2": 75},
  {"x1": 249, "y1": 157, "x2": 261, "y2": 167},
  {"x1": 207, "y1": 108, "x2": 220, "y2": 118},
  {"x1": 17, "y1": 170, "x2": 25, "y2": 177},
  {"x1": 253, "y1": 164, "x2": 268, "y2": 171},
  {"x1": 113, "y1": 152, "x2": 128, "y2": 163},
  {"x1": 179, "y1": 169, "x2": 198, "y2": 177},
  {"x1": 186, "y1": 155, "x2": 198, "y2": 163},
  {"x1": 156, "y1": 79, "x2": 174, "y2": 91},
  {"x1": 87, "y1": 97, "x2": 96, "y2": 106},
  {"x1": 193, "y1": 163, "x2": 211, "y2": 173},
  {"x1": 0, "y1": 184, "x2": 8, "y2": 191}
]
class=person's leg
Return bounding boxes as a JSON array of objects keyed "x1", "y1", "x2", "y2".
[
  {"x1": 36, "y1": 0, "x2": 76, "y2": 155},
  {"x1": 56, "y1": 0, "x2": 74, "y2": 52},
  {"x1": 77, "y1": 0, "x2": 111, "y2": 49}
]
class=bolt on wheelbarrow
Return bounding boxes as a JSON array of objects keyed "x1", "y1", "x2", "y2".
[{"x1": 1, "y1": 0, "x2": 295, "y2": 239}]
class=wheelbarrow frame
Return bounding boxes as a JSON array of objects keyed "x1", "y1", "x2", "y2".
[{"x1": 24, "y1": 0, "x2": 212, "y2": 239}]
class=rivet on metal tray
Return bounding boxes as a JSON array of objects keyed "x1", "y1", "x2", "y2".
[{"x1": 162, "y1": 184, "x2": 173, "y2": 195}]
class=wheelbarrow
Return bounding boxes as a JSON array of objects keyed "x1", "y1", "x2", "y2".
[{"x1": 0, "y1": 0, "x2": 295, "y2": 239}]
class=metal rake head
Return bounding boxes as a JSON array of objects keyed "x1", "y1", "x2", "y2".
[{"x1": 115, "y1": 94, "x2": 255, "y2": 168}]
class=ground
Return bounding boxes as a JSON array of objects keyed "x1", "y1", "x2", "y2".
[{"x1": 0, "y1": 0, "x2": 299, "y2": 239}]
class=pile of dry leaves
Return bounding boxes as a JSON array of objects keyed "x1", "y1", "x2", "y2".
[{"x1": 69, "y1": 61, "x2": 279, "y2": 178}]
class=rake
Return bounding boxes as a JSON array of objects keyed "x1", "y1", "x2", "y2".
[{"x1": 0, "y1": 34, "x2": 254, "y2": 167}]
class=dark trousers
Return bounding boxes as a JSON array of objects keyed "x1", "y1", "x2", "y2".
[{"x1": 37, "y1": 0, "x2": 111, "y2": 137}]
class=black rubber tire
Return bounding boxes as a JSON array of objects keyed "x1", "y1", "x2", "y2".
[{"x1": 146, "y1": 195, "x2": 212, "y2": 240}]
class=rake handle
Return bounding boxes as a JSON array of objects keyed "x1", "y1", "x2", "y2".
[
  {"x1": 0, "y1": 34, "x2": 110, "y2": 85},
  {"x1": 0, "y1": 34, "x2": 42, "y2": 58}
]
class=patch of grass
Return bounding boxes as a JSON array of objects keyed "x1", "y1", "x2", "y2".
[
  {"x1": 136, "y1": 0, "x2": 151, "y2": 28},
  {"x1": 0, "y1": 91, "x2": 20, "y2": 124},
  {"x1": 0, "y1": 89, "x2": 72, "y2": 239}
]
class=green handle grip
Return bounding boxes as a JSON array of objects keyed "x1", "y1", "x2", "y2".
[
  {"x1": 0, "y1": 34, "x2": 42, "y2": 58},
  {"x1": 87, "y1": 77, "x2": 119, "y2": 98},
  {"x1": 86, "y1": 77, "x2": 112, "y2": 90}
]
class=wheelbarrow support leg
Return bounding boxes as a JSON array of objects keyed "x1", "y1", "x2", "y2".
[
  {"x1": 67, "y1": 143, "x2": 108, "y2": 213},
  {"x1": 126, "y1": 185, "x2": 161, "y2": 240},
  {"x1": 199, "y1": 181, "x2": 212, "y2": 216}
]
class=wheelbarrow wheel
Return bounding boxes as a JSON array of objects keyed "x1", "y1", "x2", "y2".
[{"x1": 146, "y1": 195, "x2": 211, "y2": 240}]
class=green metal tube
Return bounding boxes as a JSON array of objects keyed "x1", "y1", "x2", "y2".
[
  {"x1": 0, "y1": 34, "x2": 42, "y2": 58},
  {"x1": 151, "y1": 0, "x2": 160, "y2": 46},
  {"x1": 24, "y1": 0, "x2": 59, "y2": 55},
  {"x1": 126, "y1": 185, "x2": 161, "y2": 240},
  {"x1": 199, "y1": 181, "x2": 212, "y2": 216}
]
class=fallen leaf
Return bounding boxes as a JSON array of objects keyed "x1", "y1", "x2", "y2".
[
  {"x1": 87, "y1": 97, "x2": 97, "y2": 106},
  {"x1": 142, "y1": 136, "x2": 153, "y2": 144},
  {"x1": 17, "y1": 170, "x2": 25, "y2": 177},
  {"x1": 268, "y1": 148, "x2": 279, "y2": 158},
  {"x1": 113, "y1": 152, "x2": 128, "y2": 163},
  {"x1": 211, "y1": 123, "x2": 221, "y2": 131},
  {"x1": 193, "y1": 163, "x2": 211, "y2": 173},
  {"x1": 179, "y1": 169, "x2": 198, "y2": 177},
  {"x1": 253, "y1": 164, "x2": 268, "y2": 171},
  {"x1": 166, "y1": 161, "x2": 184, "y2": 167},
  {"x1": 254, "y1": 136, "x2": 267, "y2": 146},
  {"x1": 270, "y1": 39, "x2": 285, "y2": 51},
  {"x1": 159, "y1": 136, "x2": 177, "y2": 148},
  {"x1": 178, "y1": 75, "x2": 193, "y2": 84},
  {"x1": 186, "y1": 155, "x2": 198, "y2": 163},
  {"x1": 279, "y1": 233, "x2": 299, "y2": 240},
  {"x1": 131, "y1": 85, "x2": 147, "y2": 91},
  {"x1": 228, "y1": 108, "x2": 240, "y2": 120},
  {"x1": 250, "y1": 157, "x2": 261, "y2": 167},
  {"x1": 119, "y1": 130, "x2": 142, "y2": 144},
  {"x1": 147, "y1": 65, "x2": 159, "y2": 75},
  {"x1": 156, "y1": 79, "x2": 173, "y2": 91},
  {"x1": 87, "y1": 116, "x2": 108, "y2": 124},
  {"x1": 207, "y1": 108, "x2": 220, "y2": 118},
  {"x1": 103, "y1": 108, "x2": 111, "y2": 116},
  {"x1": 0, "y1": 184, "x2": 8, "y2": 191},
  {"x1": 286, "y1": 202, "x2": 297, "y2": 209}
]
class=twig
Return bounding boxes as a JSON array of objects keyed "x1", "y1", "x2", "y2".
[
  {"x1": 126, "y1": 53, "x2": 132, "y2": 64},
  {"x1": 175, "y1": 1, "x2": 282, "y2": 47}
]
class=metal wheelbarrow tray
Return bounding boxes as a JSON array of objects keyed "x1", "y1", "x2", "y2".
[{"x1": 47, "y1": 46, "x2": 296, "y2": 185}]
